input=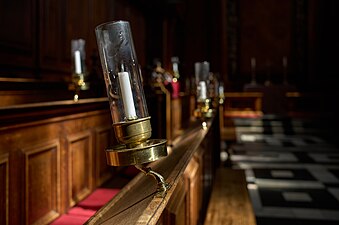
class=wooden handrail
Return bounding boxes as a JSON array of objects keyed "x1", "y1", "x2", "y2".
[
  {"x1": 86, "y1": 116, "x2": 218, "y2": 225},
  {"x1": 224, "y1": 92, "x2": 263, "y2": 98}
]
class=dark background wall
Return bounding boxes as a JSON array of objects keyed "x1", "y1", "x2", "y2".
[{"x1": 0, "y1": 0, "x2": 338, "y2": 96}]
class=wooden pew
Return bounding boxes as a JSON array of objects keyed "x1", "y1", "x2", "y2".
[
  {"x1": 204, "y1": 168, "x2": 256, "y2": 225},
  {"x1": 0, "y1": 98, "x2": 116, "y2": 225},
  {"x1": 147, "y1": 83, "x2": 196, "y2": 146},
  {"x1": 224, "y1": 92, "x2": 263, "y2": 115},
  {"x1": 86, "y1": 115, "x2": 220, "y2": 225}
]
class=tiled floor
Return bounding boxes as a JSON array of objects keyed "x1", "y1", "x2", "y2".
[{"x1": 225, "y1": 115, "x2": 339, "y2": 225}]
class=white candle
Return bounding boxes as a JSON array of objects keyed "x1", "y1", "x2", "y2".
[
  {"x1": 74, "y1": 50, "x2": 82, "y2": 74},
  {"x1": 283, "y1": 56, "x2": 288, "y2": 68},
  {"x1": 195, "y1": 62, "x2": 201, "y2": 85},
  {"x1": 251, "y1": 57, "x2": 256, "y2": 69},
  {"x1": 219, "y1": 85, "x2": 224, "y2": 96},
  {"x1": 199, "y1": 81, "x2": 207, "y2": 100},
  {"x1": 118, "y1": 71, "x2": 137, "y2": 119}
]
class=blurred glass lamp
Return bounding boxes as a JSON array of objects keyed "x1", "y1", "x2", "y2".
[
  {"x1": 71, "y1": 39, "x2": 89, "y2": 101},
  {"x1": 194, "y1": 61, "x2": 215, "y2": 119}
]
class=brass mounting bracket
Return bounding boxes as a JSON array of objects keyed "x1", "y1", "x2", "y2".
[{"x1": 135, "y1": 165, "x2": 171, "y2": 198}]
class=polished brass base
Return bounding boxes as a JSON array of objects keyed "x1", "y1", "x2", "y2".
[
  {"x1": 219, "y1": 97, "x2": 225, "y2": 105},
  {"x1": 194, "y1": 108, "x2": 215, "y2": 118},
  {"x1": 113, "y1": 117, "x2": 152, "y2": 147},
  {"x1": 106, "y1": 116, "x2": 169, "y2": 197},
  {"x1": 71, "y1": 73, "x2": 90, "y2": 102},
  {"x1": 194, "y1": 98, "x2": 215, "y2": 118},
  {"x1": 135, "y1": 165, "x2": 171, "y2": 198},
  {"x1": 106, "y1": 139, "x2": 167, "y2": 166}
]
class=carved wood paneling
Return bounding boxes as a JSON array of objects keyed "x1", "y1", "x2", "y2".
[
  {"x1": 184, "y1": 157, "x2": 201, "y2": 225},
  {"x1": 0, "y1": 154, "x2": 9, "y2": 225},
  {"x1": 0, "y1": 100, "x2": 112, "y2": 224},
  {"x1": 163, "y1": 178, "x2": 188, "y2": 225},
  {"x1": 23, "y1": 140, "x2": 60, "y2": 225},
  {"x1": 94, "y1": 125, "x2": 114, "y2": 186},
  {"x1": 172, "y1": 98, "x2": 182, "y2": 139},
  {"x1": 67, "y1": 131, "x2": 93, "y2": 207},
  {"x1": 194, "y1": 146, "x2": 204, "y2": 221}
]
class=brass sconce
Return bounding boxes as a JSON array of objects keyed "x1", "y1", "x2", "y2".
[
  {"x1": 71, "y1": 39, "x2": 89, "y2": 101},
  {"x1": 95, "y1": 21, "x2": 170, "y2": 197},
  {"x1": 193, "y1": 61, "x2": 215, "y2": 119}
]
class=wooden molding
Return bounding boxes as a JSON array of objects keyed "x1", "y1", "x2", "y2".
[
  {"x1": 94, "y1": 125, "x2": 114, "y2": 187},
  {"x1": 163, "y1": 178, "x2": 187, "y2": 225},
  {"x1": 0, "y1": 98, "x2": 113, "y2": 224},
  {"x1": 67, "y1": 130, "x2": 93, "y2": 207},
  {"x1": 184, "y1": 157, "x2": 201, "y2": 225},
  {"x1": 23, "y1": 139, "x2": 61, "y2": 225}
]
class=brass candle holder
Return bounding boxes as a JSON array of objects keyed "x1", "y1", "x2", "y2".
[
  {"x1": 194, "y1": 98, "x2": 215, "y2": 119},
  {"x1": 71, "y1": 73, "x2": 86, "y2": 101},
  {"x1": 193, "y1": 62, "x2": 215, "y2": 120},
  {"x1": 95, "y1": 21, "x2": 170, "y2": 197},
  {"x1": 106, "y1": 116, "x2": 170, "y2": 197},
  {"x1": 106, "y1": 117, "x2": 167, "y2": 166},
  {"x1": 71, "y1": 39, "x2": 89, "y2": 101}
]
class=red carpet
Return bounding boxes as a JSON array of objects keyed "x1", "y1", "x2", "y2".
[
  {"x1": 67, "y1": 207, "x2": 96, "y2": 217},
  {"x1": 77, "y1": 188, "x2": 120, "y2": 210},
  {"x1": 50, "y1": 214, "x2": 90, "y2": 225},
  {"x1": 50, "y1": 188, "x2": 120, "y2": 224}
]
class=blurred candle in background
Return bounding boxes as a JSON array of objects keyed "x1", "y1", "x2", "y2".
[{"x1": 74, "y1": 50, "x2": 82, "y2": 74}]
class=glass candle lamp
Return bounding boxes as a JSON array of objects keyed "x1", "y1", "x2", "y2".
[
  {"x1": 194, "y1": 61, "x2": 215, "y2": 118},
  {"x1": 71, "y1": 39, "x2": 89, "y2": 101},
  {"x1": 95, "y1": 21, "x2": 169, "y2": 196},
  {"x1": 96, "y1": 22, "x2": 146, "y2": 122}
]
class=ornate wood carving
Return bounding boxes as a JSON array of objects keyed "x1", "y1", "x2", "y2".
[{"x1": 22, "y1": 140, "x2": 61, "y2": 225}]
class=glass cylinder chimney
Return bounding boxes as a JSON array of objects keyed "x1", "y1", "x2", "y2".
[
  {"x1": 195, "y1": 61, "x2": 210, "y2": 101},
  {"x1": 95, "y1": 21, "x2": 155, "y2": 148},
  {"x1": 194, "y1": 61, "x2": 214, "y2": 119},
  {"x1": 95, "y1": 21, "x2": 148, "y2": 124}
]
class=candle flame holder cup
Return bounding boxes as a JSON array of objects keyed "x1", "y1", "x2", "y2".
[{"x1": 95, "y1": 20, "x2": 169, "y2": 197}]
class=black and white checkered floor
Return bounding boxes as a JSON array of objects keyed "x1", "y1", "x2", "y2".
[{"x1": 225, "y1": 116, "x2": 339, "y2": 225}]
